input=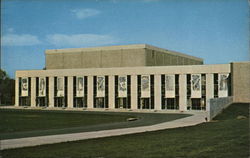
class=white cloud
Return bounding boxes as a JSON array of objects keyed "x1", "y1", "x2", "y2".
[
  {"x1": 7, "y1": 28, "x2": 14, "y2": 33},
  {"x1": 71, "y1": 9, "x2": 100, "y2": 19},
  {"x1": 1, "y1": 34, "x2": 41, "y2": 46},
  {"x1": 46, "y1": 34, "x2": 118, "y2": 47}
]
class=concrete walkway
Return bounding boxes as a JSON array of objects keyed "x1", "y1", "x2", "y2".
[{"x1": 0, "y1": 112, "x2": 207, "y2": 150}]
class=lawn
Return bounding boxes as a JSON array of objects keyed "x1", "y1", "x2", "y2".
[
  {"x1": 1, "y1": 103, "x2": 249, "y2": 158},
  {"x1": 0, "y1": 109, "x2": 189, "y2": 140}
]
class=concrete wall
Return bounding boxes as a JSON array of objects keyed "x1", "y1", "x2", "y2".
[
  {"x1": 231, "y1": 62, "x2": 250, "y2": 103},
  {"x1": 45, "y1": 44, "x2": 203, "y2": 69},
  {"x1": 208, "y1": 97, "x2": 233, "y2": 121},
  {"x1": 46, "y1": 48, "x2": 146, "y2": 69},
  {"x1": 82, "y1": 51, "x2": 102, "y2": 68},
  {"x1": 145, "y1": 49, "x2": 203, "y2": 67}
]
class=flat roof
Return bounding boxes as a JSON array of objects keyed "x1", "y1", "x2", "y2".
[{"x1": 45, "y1": 44, "x2": 203, "y2": 62}]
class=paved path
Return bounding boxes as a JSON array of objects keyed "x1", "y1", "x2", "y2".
[{"x1": 0, "y1": 112, "x2": 207, "y2": 150}]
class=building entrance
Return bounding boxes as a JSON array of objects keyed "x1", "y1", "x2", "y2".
[
  {"x1": 140, "y1": 98, "x2": 152, "y2": 109},
  {"x1": 54, "y1": 97, "x2": 65, "y2": 107},
  {"x1": 36, "y1": 97, "x2": 48, "y2": 107},
  {"x1": 95, "y1": 97, "x2": 105, "y2": 108},
  {"x1": 74, "y1": 97, "x2": 86, "y2": 108},
  {"x1": 117, "y1": 98, "x2": 129, "y2": 109}
]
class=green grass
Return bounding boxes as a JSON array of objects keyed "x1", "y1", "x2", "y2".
[
  {"x1": 0, "y1": 109, "x2": 189, "y2": 140},
  {"x1": 0, "y1": 109, "x2": 129, "y2": 132},
  {"x1": 1, "y1": 103, "x2": 249, "y2": 158}
]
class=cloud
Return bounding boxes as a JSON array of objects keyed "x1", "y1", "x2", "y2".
[
  {"x1": 7, "y1": 28, "x2": 14, "y2": 33},
  {"x1": 71, "y1": 9, "x2": 100, "y2": 19},
  {"x1": 1, "y1": 33, "x2": 118, "y2": 47},
  {"x1": 1, "y1": 34, "x2": 41, "y2": 46},
  {"x1": 46, "y1": 34, "x2": 118, "y2": 47}
]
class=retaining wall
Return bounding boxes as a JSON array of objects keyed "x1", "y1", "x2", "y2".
[{"x1": 208, "y1": 97, "x2": 233, "y2": 121}]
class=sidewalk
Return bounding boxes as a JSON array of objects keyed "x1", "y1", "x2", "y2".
[{"x1": 0, "y1": 112, "x2": 207, "y2": 150}]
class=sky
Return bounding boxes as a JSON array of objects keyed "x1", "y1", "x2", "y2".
[{"x1": 1, "y1": 0, "x2": 249, "y2": 78}]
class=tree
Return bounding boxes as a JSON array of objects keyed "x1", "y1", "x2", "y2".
[{"x1": 0, "y1": 69, "x2": 15, "y2": 105}]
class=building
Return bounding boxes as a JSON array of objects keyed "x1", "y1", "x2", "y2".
[
  {"x1": 45, "y1": 44, "x2": 203, "y2": 69},
  {"x1": 15, "y1": 44, "x2": 250, "y2": 112}
]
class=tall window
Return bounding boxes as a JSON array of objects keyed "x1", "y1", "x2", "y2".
[{"x1": 214, "y1": 74, "x2": 218, "y2": 98}]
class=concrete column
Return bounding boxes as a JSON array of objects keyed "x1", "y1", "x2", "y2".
[
  {"x1": 131, "y1": 75, "x2": 138, "y2": 110},
  {"x1": 30, "y1": 77, "x2": 36, "y2": 107},
  {"x1": 48, "y1": 77, "x2": 54, "y2": 108},
  {"x1": 109, "y1": 75, "x2": 115, "y2": 109},
  {"x1": 15, "y1": 77, "x2": 19, "y2": 107},
  {"x1": 87, "y1": 76, "x2": 94, "y2": 109},
  {"x1": 179, "y1": 74, "x2": 187, "y2": 111},
  {"x1": 206, "y1": 74, "x2": 214, "y2": 111},
  {"x1": 67, "y1": 76, "x2": 74, "y2": 108},
  {"x1": 154, "y1": 74, "x2": 161, "y2": 110}
]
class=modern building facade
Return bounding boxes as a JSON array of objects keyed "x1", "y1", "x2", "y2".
[{"x1": 15, "y1": 44, "x2": 250, "y2": 112}]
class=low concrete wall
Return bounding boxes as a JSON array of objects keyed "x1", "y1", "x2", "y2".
[{"x1": 208, "y1": 97, "x2": 233, "y2": 121}]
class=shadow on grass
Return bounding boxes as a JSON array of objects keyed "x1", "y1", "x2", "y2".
[{"x1": 0, "y1": 109, "x2": 190, "y2": 140}]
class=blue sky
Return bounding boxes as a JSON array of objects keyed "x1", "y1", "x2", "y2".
[{"x1": 1, "y1": 0, "x2": 249, "y2": 78}]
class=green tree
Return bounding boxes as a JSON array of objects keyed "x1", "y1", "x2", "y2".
[{"x1": 0, "y1": 69, "x2": 15, "y2": 105}]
